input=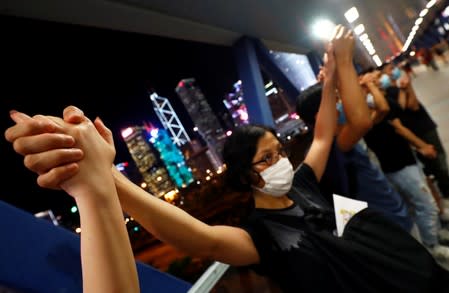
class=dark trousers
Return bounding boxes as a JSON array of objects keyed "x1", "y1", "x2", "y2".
[{"x1": 417, "y1": 128, "x2": 449, "y2": 198}]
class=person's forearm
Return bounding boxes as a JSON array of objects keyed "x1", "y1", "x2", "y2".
[
  {"x1": 397, "y1": 89, "x2": 407, "y2": 109},
  {"x1": 367, "y1": 83, "x2": 389, "y2": 113},
  {"x1": 367, "y1": 83, "x2": 389, "y2": 124},
  {"x1": 314, "y1": 80, "x2": 337, "y2": 142},
  {"x1": 112, "y1": 167, "x2": 216, "y2": 258},
  {"x1": 304, "y1": 79, "x2": 337, "y2": 181},
  {"x1": 336, "y1": 61, "x2": 371, "y2": 127},
  {"x1": 392, "y1": 123, "x2": 428, "y2": 149},
  {"x1": 405, "y1": 83, "x2": 420, "y2": 110},
  {"x1": 75, "y1": 175, "x2": 139, "y2": 293}
]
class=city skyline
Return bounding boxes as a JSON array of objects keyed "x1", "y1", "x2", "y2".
[{"x1": 1, "y1": 15, "x2": 239, "y2": 215}]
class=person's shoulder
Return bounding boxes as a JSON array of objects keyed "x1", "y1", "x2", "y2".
[
  {"x1": 295, "y1": 162, "x2": 314, "y2": 176},
  {"x1": 293, "y1": 162, "x2": 319, "y2": 186},
  {"x1": 240, "y1": 209, "x2": 263, "y2": 230}
]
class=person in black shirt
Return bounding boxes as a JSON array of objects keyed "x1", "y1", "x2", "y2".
[
  {"x1": 384, "y1": 62, "x2": 449, "y2": 199},
  {"x1": 363, "y1": 82, "x2": 449, "y2": 260}
]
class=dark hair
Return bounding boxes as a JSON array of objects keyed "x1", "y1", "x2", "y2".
[
  {"x1": 358, "y1": 66, "x2": 375, "y2": 75},
  {"x1": 378, "y1": 62, "x2": 391, "y2": 71},
  {"x1": 222, "y1": 124, "x2": 278, "y2": 192},
  {"x1": 295, "y1": 83, "x2": 322, "y2": 126}
]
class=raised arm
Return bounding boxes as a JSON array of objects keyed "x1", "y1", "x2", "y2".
[
  {"x1": 333, "y1": 26, "x2": 372, "y2": 152},
  {"x1": 6, "y1": 110, "x2": 139, "y2": 293},
  {"x1": 4, "y1": 107, "x2": 260, "y2": 267},
  {"x1": 303, "y1": 43, "x2": 337, "y2": 181},
  {"x1": 360, "y1": 72, "x2": 390, "y2": 124}
]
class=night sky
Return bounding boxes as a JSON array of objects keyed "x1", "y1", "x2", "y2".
[{"x1": 0, "y1": 15, "x2": 239, "y2": 215}]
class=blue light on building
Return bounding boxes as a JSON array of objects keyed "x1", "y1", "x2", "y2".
[{"x1": 150, "y1": 128, "x2": 194, "y2": 188}]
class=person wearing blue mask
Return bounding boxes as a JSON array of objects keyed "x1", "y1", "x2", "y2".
[
  {"x1": 391, "y1": 66, "x2": 402, "y2": 80},
  {"x1": 361, "y1": 68, "x2": 449, "y2": 261},
  {"x1": 379, "y1": 64, "x2": 403, "y2": 90},
  {"x1": 379, "y1": 72, "x2": 393, "y2": 90},
  {"x1": 384, "y1": 62, "x2": 449, "y2": 203}
]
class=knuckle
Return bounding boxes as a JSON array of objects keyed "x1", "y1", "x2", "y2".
[
  {"x1": 13, "y1": 139, "x2": 28, "y2": 155},
  {"x1": 23, "y1": 155, "x2": 38, "y2": 171}
]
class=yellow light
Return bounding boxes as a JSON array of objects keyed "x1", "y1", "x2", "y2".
[{"x1": 164, "y1": 190, "x2": 178, "y2": 202}]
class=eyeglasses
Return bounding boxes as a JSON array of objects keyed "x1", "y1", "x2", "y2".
[{"x1": 252, "y1": 147, "x2": 290, "y2": 166}]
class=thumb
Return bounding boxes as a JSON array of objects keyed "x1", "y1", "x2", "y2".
[
  {"x1": 63, "y1": 106, "x2": 86, "y2": 124},
  {"x1": 94, "y1": 116, "x2": 114, "y2": 145}
]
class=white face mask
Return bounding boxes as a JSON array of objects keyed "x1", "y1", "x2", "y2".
[
  {"x1": 366, "y1": 93, "x2": 375, "y2": 108},
  {"x1": 253, "y1": 157, "x2": 294, "y2": 197}
]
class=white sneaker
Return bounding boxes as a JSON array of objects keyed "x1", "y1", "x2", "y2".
[
  {"x1": 439, "y1": 229, "x2": 449, "y2": 244},
  {"x1": 430, "y1": 245, "x2": 449, "y2": 261}
]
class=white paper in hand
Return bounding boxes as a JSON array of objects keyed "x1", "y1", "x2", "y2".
[{"x1": 333, "y1": 194, "x2": 368, "y2": 237}]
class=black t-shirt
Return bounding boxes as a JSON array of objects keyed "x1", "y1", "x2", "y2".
[
  {"x1": 363, "y1": 89, "x2": 416, "y2": 173},
  {"x1": 385, "y1": 86, "x2": 436, "y2": 137},
  {"x1": 240, "y1": 163, "x2": 449, "y2": 292},
  {"x1": 318, "y1": 140, "x2": 350, "y2": 203},
  {"x1": 401, "y1": 104, "x2": 436, "y2": 137},
  {"x1": 241, "y1": 163, "x2": 338, "y2": 293}
]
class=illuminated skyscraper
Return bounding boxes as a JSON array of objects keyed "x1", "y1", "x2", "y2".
[
  {"x1": 264, "y1": 80, "x2": 294, "y2": 125},
  {"x1": 149, "y1": 90, "x2": 220, "y2": 180},
  {"x1": 149, "y1": 128, "x2": 194, "y2": 188},
  {"x1": 175, "y1": 78, "x2": 225, "y2": 170},
  {"x1": 223, "y1": 80, "x2": 249, "y2": 127},
  {"x1": 121, "y1": 125, "x2": 176, "y2": 198},
  {"x1": 149, "y1": 92, "x2": 191, "y2": 146}
]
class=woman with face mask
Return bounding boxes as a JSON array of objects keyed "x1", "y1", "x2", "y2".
[{"x1": 5, "y1": 27, "x2": 449, "y2": 292}]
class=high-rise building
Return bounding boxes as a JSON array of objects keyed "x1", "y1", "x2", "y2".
[
  {"x1": 181, "y1": 139, "x2": 219, "y2": 180},
  {"x1": 149, "y1": 128, "x2": 194, "y2": 188},
  {"x1": 149, "y1": 90, "x2": 221, "y2": 180},
  {"x1": 223, "y1": 80, "x2": 249, "y2": 127},
  {"x1": 121, "y1": 125, "x2": 176, "y2": 198},
  {"x1": 149, "y1": 92, "x2": 191, "y2": 147},
  {"x1": 175, "y1": 78, "x2": 225, "y2": 170},
  {"x1": 264, "y1": 81, "x2": 294, "y2": 125}
]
